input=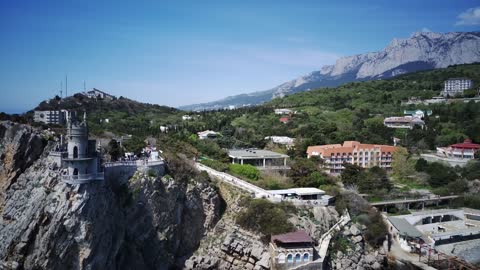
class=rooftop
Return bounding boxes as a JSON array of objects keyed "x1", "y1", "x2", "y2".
[
  {"x1": 271, "y1": 230, "x2": 313, "y2": 244},
  {"x1": 388, "y1": 216, "x2": 423, "y2": 238},
  {"x1": 450, "y1": 139, "x2": 480, "y2": 150},
  {"x1": 228, "y1": 149, "x2": 289, "y2": 159},
  {"x1": 269, "y1": 187, "x2": 326, "y2": 196},
  {"x1": 307, "y1": 141, "x2": 396, "y2": 156}
]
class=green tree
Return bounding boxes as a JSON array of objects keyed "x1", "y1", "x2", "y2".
[
  {"x1": 415, "y1": 158, "x2": 429, "y2": 172},
  {"x1": 392, "y1": 147, "x2": 415, "y2": 180},
  {"x1": 107, "y1": 139, "x2": 123, "y2": 161},
  {"x1": 341, "y1": 164, "x2": 365, "y2": 187}
]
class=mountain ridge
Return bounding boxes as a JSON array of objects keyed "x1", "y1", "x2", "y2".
[{"x1": 180, "y1": 31, "x2": 480, "y2": 111}]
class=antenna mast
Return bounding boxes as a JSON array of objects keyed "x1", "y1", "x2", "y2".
[
  {"x1": 65, "y1": 75, "x2": 68, "y2": 97},
  {"x1": 84, "y1": 80, "x2": 86, "y2": 92},
  {"x1": 60, "y1": 81, "x2": 63, "y2": 98}
]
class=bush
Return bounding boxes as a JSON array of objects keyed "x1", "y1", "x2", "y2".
[
  {"x1": 362, "y1": 210, "x2": 388, "y2": 248},
  {"x1": 229, "y1": 164, "x2": 260, "y2": 180},
  {"x1": 236, "y1": 199, "x2": 295, "y2": 238}
]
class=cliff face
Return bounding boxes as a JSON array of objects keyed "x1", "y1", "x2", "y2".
[
  {"x1": 0, "y1": 122, "x2": 46, "y2": 209},
  {"x1": 0, "y1": 121, "x2": 223, "y2": 270}
]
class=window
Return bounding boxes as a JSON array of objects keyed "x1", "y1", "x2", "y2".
[
  {"x1": 303, "y1": 253, "x2": 310, "y2": 261},
  {"x1": 278, "y1": 253, "x2": 285, "y2": 264},
  {"x1": 295, "y1": 254, "x2": 301, "y2": 262},
  {"x1": 73, "y1": 146, "x2": 78, "y2": 158},
  {"x1": 287, "y1": 254, "x2": 293, "y2": 263}
]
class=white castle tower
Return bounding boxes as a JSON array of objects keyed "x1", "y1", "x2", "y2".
[{"x1": 62, "y1": 111, "x2": 103, "y2": 184}]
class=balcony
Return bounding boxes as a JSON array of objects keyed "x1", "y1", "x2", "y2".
[{"x1": 62, "y1": 173, "x2": 104, "y2": 185}]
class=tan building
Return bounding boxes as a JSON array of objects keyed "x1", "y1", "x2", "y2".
[{"x1": 306, "y1": 141, "x2": 397, "y2": 175}]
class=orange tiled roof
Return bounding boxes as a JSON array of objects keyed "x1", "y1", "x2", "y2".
[{"x1": 307, "y1": 141, "x2": 397, "y2": 156}]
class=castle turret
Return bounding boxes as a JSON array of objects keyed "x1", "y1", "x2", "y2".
[
  {"x1": 61, "y1": 111, "x2": 103, "y2": 184},
  {"x1": 67, "y1": 111, "x2": 89, "y2": 159}
]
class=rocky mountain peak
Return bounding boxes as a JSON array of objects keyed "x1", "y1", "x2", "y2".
[{"x1": 180, "y1": 31, "x2": 480, "y2": 111}]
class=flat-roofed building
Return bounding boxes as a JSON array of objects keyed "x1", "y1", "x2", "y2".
[
  {"x1": 269, "y1": 230, "x2": 315, "y2": 270},
  {"x1": 269, "y1": 187, "x2": 333, "y2": 206},
  {"x1": 306, "y1": 141, "x2": 397, "y2": 175},
  {"x1": 228, "y1": 149, "x2": 289, "y2": 169}
]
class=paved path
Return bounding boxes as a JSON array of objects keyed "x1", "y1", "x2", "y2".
[
  {"x1": 370, "y1": 195, "x2": 460, "y2": 206},
  {"x1": 316, "y1": 211, "x2": 351, "y2": 262},
  {"x1": 195, "y1": 163, "x2": 272, "y2": 198}
]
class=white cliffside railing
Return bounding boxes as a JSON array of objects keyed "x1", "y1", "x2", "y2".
[
  {"x1": 61, "y1": 173, "x2": 105, "y2": 185},
  {"x1": 103, "y1": 160, "x2": 164, "y2": 168}
]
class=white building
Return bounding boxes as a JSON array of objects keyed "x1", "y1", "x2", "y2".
[
  {"x1": 383, "y1": 116, "x2": 425, "y2": 129},
  {"x1": 197, "y1": 130, "x2": 219, "y2": 140},
  {"x1": 274, "y1": 109, "x2": 293, "y2": 115},
  {"x1": 403, "y1": 110, "x2": 432, "y2": 119},
  {"x1": 182, "y1": 115, "x2": 193, "y2": 121},
  {"x1": 82, "y1": 88, "x2": 115, "y2": 100},
  {"x1": 265, "y1": 136, "x2": 295, "y2": 148},
  {"x1": 34, "y1": 110, "x2": 68, "y2": 125},
  {"x1": 443, "y1": 78, "x2": 473, "y2": 97}
]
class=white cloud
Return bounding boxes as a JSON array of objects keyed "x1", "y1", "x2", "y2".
[
  {"x1": 420, "y1": 27, "x2": 432, "y2": 32},
  {"x1": 455, "y1": 7, "x2": 480, "y2": 26}
]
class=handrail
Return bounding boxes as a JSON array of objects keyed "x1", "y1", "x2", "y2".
[{"x1": 61, "y1": 173, "x2": 104, "y2": 182}]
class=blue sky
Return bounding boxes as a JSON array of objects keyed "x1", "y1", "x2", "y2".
[{"x1": 0, "y1": 0, "x2": 479, "y2": 113}]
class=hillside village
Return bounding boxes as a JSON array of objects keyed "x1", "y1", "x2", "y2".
[{"x1": 2, "y1": 63, "x2": 473, "y2": 269}]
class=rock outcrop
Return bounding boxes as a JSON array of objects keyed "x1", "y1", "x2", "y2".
[
  {"x1": 330, "y1": 222, "x2": 388, "y2": 270},
  {"x1": 0, "y1": 121, "x2": 223, "y2": 270}
]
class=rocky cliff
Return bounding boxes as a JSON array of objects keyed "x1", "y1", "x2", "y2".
[
  {"x1": 181, "y1": 31, "x2": 480, "y2": 111},
  {"x1": 0, "y1": 121, "x2": 223, "y2": 270},
  {"x1": 184, "y1": 182, "x2": 341, "y2": 270}
]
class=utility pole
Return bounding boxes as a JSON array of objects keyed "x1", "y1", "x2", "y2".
[
  {"x1": 60, "y1": 81, "x2": 63, "y2": 98},
  {"x1": 83, "y1": 80, "x2": 86, "y2": 92},
  {"x1": 65, "y1": 75, "x2": 68, "y2": 97}
]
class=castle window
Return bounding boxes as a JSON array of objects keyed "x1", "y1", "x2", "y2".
[
  {"x1": 73, "y1": 168, "x2": 78, "y2": 175},
  {"x1": 278, "y1": 253, "x2": 285, "y2": 263},
  {"x1": 73, "y1": 146, "x2": 78, "y2": 158},
  {"x1": 287, "y1": 254, "x2": 293, "y2": 263},
  {"x1": 303, "y1": 253, "x2": 309, "y2": 261},
  {"x1": 295, "y1": 253, "x2": 301, "y2": 262}
]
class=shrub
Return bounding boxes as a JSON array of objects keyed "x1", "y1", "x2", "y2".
[
  {"x1": 229, "y1": 164, "x2": 260, "y2": 180},
  {"x1": 236, "y1": 199, "x2": 295, "y2": 238}
]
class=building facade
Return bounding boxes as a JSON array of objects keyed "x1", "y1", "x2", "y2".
[
  {"x1": 269, "y1": 231, "x2": 315, "y2": 270},
  {"x1": 443, "y1": 78, "x2": 473, "y2": 97},
  {"x1": 34, "y1": 110, "x2": 68, "y2": 125},
  {"x1": 306, "y1": 141, "x2": 396, "y2": 175}
]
